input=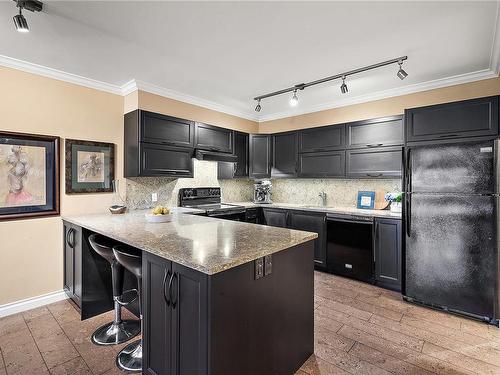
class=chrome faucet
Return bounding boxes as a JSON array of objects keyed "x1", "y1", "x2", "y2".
[{"x1": 318, "y1": 191, "x2": 327, "y2": 207}]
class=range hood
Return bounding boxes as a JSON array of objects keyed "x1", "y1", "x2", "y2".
[{"x1": 195, "y1": 149, "x2": 237, "y2": 163}]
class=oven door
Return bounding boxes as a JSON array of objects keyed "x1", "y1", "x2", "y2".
[{"x1": 207, "y1": 210, "x2": 246, "y2": 221}]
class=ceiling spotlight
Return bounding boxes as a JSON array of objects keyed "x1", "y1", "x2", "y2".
[
  {"x1": 397, "y1": 60, "x2": 408, "y2": 80},
  {"x1": 340, "y1": 75, "x2": 348, "y2": 94},
  {"x1": 13, "y1": 6, "x2": 29, "y2": 33},
  {"x1": 290, "y1": 90, "x2": 299, "y2": 107},
  {"x1": 255, "y1": 99, "x2": 261, "y2": 112}
]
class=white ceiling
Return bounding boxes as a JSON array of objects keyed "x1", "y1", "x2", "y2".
[{"x1": 0, "y1": 1, "x2": 499, "y2": 121}]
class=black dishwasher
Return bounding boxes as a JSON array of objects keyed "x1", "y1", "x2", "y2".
[{"x1": 326, "y1": 213, "x2": 374, "y2": 283}]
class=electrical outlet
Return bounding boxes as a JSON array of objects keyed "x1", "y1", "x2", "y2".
[
  {"x1": 255, "y1": 258, "x2": 264, "y2": 280},
  {"x1": 152, "y1": 193, "x2": 158, "y2": 202},
  {"x1": 264, "y1": 255, "x2": 272, "y2": 276}
]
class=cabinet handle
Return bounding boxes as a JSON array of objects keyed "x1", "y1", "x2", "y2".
[
  {"x1": 170, "y1": 272, "x2": 178, "y2": 309},
  {"x1": 163, "y1": 269, "x2": 171, "y2": 306},
  {"x1": 366, "y1": 143, "x2": 383, "y2": 148},
  {"x1": 209, "y1": 147, "x2": 221, "y2": 152},
  {"x1": 66, "y1": 229, "x2": 71, "y2": 247},
  {"x1": 67, "y1": 228, "x2": 75, "y2": 248},
  {"x1": 366, "y1": 173, "x2": 383, "y2": 177},
  {"x1": 439, "y1": 134, "x2": 459, "y2": 138}
]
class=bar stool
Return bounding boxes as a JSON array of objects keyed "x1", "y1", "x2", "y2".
[
  {"x1": 113, "y1": 244, "x2": 143, "y2": 373},
  {"x1": 88, "y1": 234, "x2": 140, "y2": 345}
]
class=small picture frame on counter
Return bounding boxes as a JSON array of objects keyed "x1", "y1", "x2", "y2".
[
  {"x1": 357, "y1": 191, "x2": 375, "y2": 210},
  {"x1": 65, "y1": 139, "x2": 115, "y2": 194}
]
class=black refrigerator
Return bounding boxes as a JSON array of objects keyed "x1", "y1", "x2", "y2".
[{"x1": 403, "y1": 139, "x2": 499, "y2": 325}]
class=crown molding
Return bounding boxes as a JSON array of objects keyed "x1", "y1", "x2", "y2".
[
  {"x1": 0, "y1": 54, "x2": 123, "y2": 95},
  {"x1": 490, "y1": 1, "x2": 500, "y2": 75},
  {"x1": 257, "y1": 68, "x2": 498, "y2": 122},
  {"x1": 122, "y1": 79, "x2": 259, "y2": 122}
]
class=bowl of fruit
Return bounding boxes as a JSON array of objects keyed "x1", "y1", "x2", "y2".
[{"x1": 145, "y1": 206, "x2": 172, "y2": 223}]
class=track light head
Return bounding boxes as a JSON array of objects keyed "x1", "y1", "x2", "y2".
[
  {"x1": 13, "y1": 7, "x2": 29, "y2": 32},
  {"x1": 340, "y1": 76, "x2": 348, "y2": 94},
  {"x1": 290, "y1": 90, "x2": 299, "y2": 107},
  {"x1": 255, "y1": 99, "x2": 261, "y2": 112},
  {"x1": 397, "y1": 60, "x2": 408, "y2": 80}
]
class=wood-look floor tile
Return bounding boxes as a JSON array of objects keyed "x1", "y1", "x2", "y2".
[
  {"x1": 0, "y1": 367, "x2": 6, "y2": 375},
  {"x1": 355, "y1": 293, "x2": 411, "y2": 315},
  {"x1": 461, "y1": 320, "x2": 500, "y2": 342},
  {"x1": 318, "y1": 297, "x2": 373, "y2": 321},
  {"x1": 47, "y1": 300, "x2": 81, "y2": 326},
  {"x1": 2, "y1": 339, "x2": 49, "y2": 375},
  {"x1": 405, "y1": 305, "x2": 463, "y2": 330},
  {"x1": 0, "y1": 314, "x2": 26, "y2": 337},
  {"x1": 315, "y1": 325, "x2": 355, "y2": 352},
  {"x1": 299, "y1": 354, "x2": 350, "y2": 375},
  {"x1": 48, "y1": 357, "x2": 92, "y2": 375}
]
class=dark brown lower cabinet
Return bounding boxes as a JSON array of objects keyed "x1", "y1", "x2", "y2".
[
  {"x1": 288, "y1": 210, "x2": 327, "y2": 268},
  {"x1": 142, "y1": 242, "x2": 314, "y2": 375},
  {"x1": 374, "y1": 218, "x2": 402, "y2": 291},
  {"x1": 64, "y1": 221, "x2": 82, "y2": 307},
  {"x1": 262, "y1": 207, "x2": 289, "y2": 228}
]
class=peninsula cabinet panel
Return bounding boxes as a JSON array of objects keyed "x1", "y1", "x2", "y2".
[
  {"x1": 140, "y1": 144, "x2": 193, "y2": 178},
  {"x1": 298, "y1": 150, "x2": 345, "y2": 178},
  {"x1": 374, "y1": 218, "x2": 402, "y2": 291},
  {"x1": 405, "y1": 96, "x2": 499, "y2": 143},
  {"x1": 249, "y1": 134, "x2": 272, "y2": 179},
  {"x1": 195, "y1": 122, "x2": 233, "y2": 154},
  {"x1": 346, "y1": 147, "x2": 402, "y2": 178},
  {"x1": 140, "y1": 111, "x2": 195, "y2": 148},
  {"x1": 288, "y1": 210, "x2": 327, "y2": 267},
  {"x1": 346, "y1": 116, "x2": 403, "y2": 149},
  {"x1": 298, "y1": 124, "x2": 345, "y2": 152},
  {"x1": 272, "y1": 131, "x2": 298, "y2": 178},
  {"x1": 63, "y1": 222, "x2": 82, "y2": 307}
]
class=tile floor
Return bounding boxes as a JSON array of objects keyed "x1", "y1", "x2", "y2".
[{"x1": 1, "y1": 272, "x2": 499, "y2": 374}]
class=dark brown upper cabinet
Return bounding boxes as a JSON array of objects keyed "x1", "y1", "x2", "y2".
[
  {"x1": 195, "y1": 122, "x2": 233, "y2": 154},
  {"x1": 140, "y1": 144, "x2": 194, "y2": 178},
  {"x1": 298, "y1": 124, "x2": 345, "y2": 153},
  {"x1": 272, "y1": 131, "x2": 298, "y2": 178},
  {"x1": 405, "y1": 96, "x2": 499, "y2": 143},
  {"x1": 249, "y1": 134, "x2": 272, "y2": 179},
  {"x1": 140, "y1": 110, "x2": 195, "y2": 148},
  {"x1": 346, "y1": 146, "x2": 402, "y2": 178},
  {"x1": 298, "y1": 151, "x2": 345, "y2": 178},
  {"x1": 346, "y1": 116, "x2": 403, "y2": 149},
  {"x1": 217, "y1": 132, "x2": 249, "y2": 179}
]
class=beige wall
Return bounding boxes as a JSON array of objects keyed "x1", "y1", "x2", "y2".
[
  {"x1": 259, "y1": 77, "x2": 500, "y2": 133},
  {"x1": 0, "y1": 66, "x2": 124, "y2": 305},
  {"x1": 126, "y1": 90, "x2": 259, "y2": 134}
]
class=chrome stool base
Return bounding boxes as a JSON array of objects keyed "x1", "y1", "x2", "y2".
[
  {"x1": 91, "y1": 320, "x2": 140, "y2": 346},
  {"x1": 116, "y1": 339, "x2": 142, "y2": 372}
]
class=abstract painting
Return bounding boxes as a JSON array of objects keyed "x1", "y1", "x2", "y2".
[
  {"x1": 0, "y1": 132, "x2": 60, "y2": 221},
  {"x1": 65, "y1": 139, "x2": 114, "y2": 194}
]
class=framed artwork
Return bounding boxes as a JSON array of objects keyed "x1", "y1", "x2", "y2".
[
  {"x1": 357, "y1": 191, "x2": 375, "y2": 210},
  {"x1": 65, "y1": 139, "x2": 115, "y2": 194},
  {"x1": 0, "y1": 131, "x2": 60, "y2": 221}
]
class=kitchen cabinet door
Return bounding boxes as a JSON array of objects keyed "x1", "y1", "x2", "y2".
[
  {"x1": 405, "y1": 96, "x2": 499, "y2": 143},
  {"x1": 249, "y1": 134, "x2": 272, "y2": 179},
  {"x1": 218, "y1": 132, "x2": 248, "y2": 179},
  {"x1": 140, "y1": 111, "x2": 195, "y2": 148},
  {"x1": 140, "y1": 144, "x2": 193, "y2": 178},
  {"x1": 171, "y1": 262, "x2": 208, "y2": 375},
  {"x1": 374, "y1": 218, "x2": 402, "y2": 291},
  {"x1": 298, "y1": 124, "x2": 345, "y2": 152},
  {"x1": 195, "y1": 122, "x2": 233, "y2": 154},
  {"x1": 298, "y1": 151, "x2": 345, "y2": 178},
  {"x1": 288, "y1": 210, "x2": 327, "y2": 267},
  {"x1": 272, "y1": 132, "x2": 298, "y2": 178},
  {"x1": 143, "y1": 253, "x2": 173, "y2": 375},
  {"x1": 346, "y1": 116, "x2": 403, "y2": 149},
  {"x1": 346, "y1": 147, "x2": 402, "y2": 178},
  {"x1": 262, "y1": 208, "x2": 289, "y2": 228}
]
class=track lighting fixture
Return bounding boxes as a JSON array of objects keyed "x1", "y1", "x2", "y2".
[
  {"x1": 289, "y1": 90, "x2": 299, "y2": 107},
  {"x1": 255, "y1": 99, "x2": 261, "y2": 112},
  {"x1": 340, "y1": 76, "x2": 348, "y2": 94},
  {"x1": 397, "y1": 60, "x2": 408, "y2": 80},
  {"x1": 13, "y1": 0, "x2": 43, "y2": 33},
  {"x1": 253, "y1": 56, "x2": 408, "y2": 111}
]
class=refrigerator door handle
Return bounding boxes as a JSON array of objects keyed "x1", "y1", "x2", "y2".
[
  {"x1": 405, "y1": 148, "x2": 412, "y2": 193},
  {"x1": 405, "y1": 193, "x2": 411, "y2": 237},
  {"x1": 495, "y1": 139, "x2": 500, "y2": 195}
]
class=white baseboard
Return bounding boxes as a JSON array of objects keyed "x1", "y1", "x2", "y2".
[{"x1": 0, "y1": 290, "x2": 68, "y2": 318}]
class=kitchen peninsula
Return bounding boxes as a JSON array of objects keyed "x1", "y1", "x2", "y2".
[{"x1": 62, "y1": 210, "x2": 317, "y2": 375}]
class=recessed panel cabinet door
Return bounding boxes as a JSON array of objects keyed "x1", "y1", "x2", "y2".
[
  {"x1": 195, "y1": 123, "x2": 233, "y2": 153},
  {"x1": 405, "y1": 96, "x2": 499, "y2": 142},
  {"x1": 346, "y1": 116, "x2": 403, "y2": 149},
  {"x1": 262, "y1": 208, "x2": 289, "y2": 228},
  {"x1": 298, "y1": 124, "x2": 345, "y2": 152},
  {"x1": 249, "y1": 135, "x2": 272, "y2": 179},
  {"x1": 298, "y1": 151, "x2": 345, "y2": 178},
  {"x1": 288, "y1": 211, "x2": 327, "y2": 266},
  {"x1": 141, "y1": 111, "x2": 195, "y2": 147},
  {"x1": 374, "y1": 218, "x2": 402, "y2": 291},
  {"x1": 346, "y1": 147, "x2": 402, "y2": 178},
  {"x1": 141, "y1": 144, "x2": 193, "y2": 177},
  {"x1": 272, "y1": 132, "x2": 298, "y2": 178}
]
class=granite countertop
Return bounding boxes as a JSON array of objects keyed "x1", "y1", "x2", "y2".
[
  {"x1": 230, "y1": 202, "x2": 402, "y2": 219},
  {"x1": 62, "y1": 209, "x2": 317, "y2": 275}
]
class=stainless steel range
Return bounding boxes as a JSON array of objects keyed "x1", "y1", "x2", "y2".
[{"x1": 179, "y1": 187, "x2": 246, "y2": 221}]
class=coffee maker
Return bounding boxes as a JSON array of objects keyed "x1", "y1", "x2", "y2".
[{"x1": 254, "y1": 180, "x2": 272, "y2": 204}]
